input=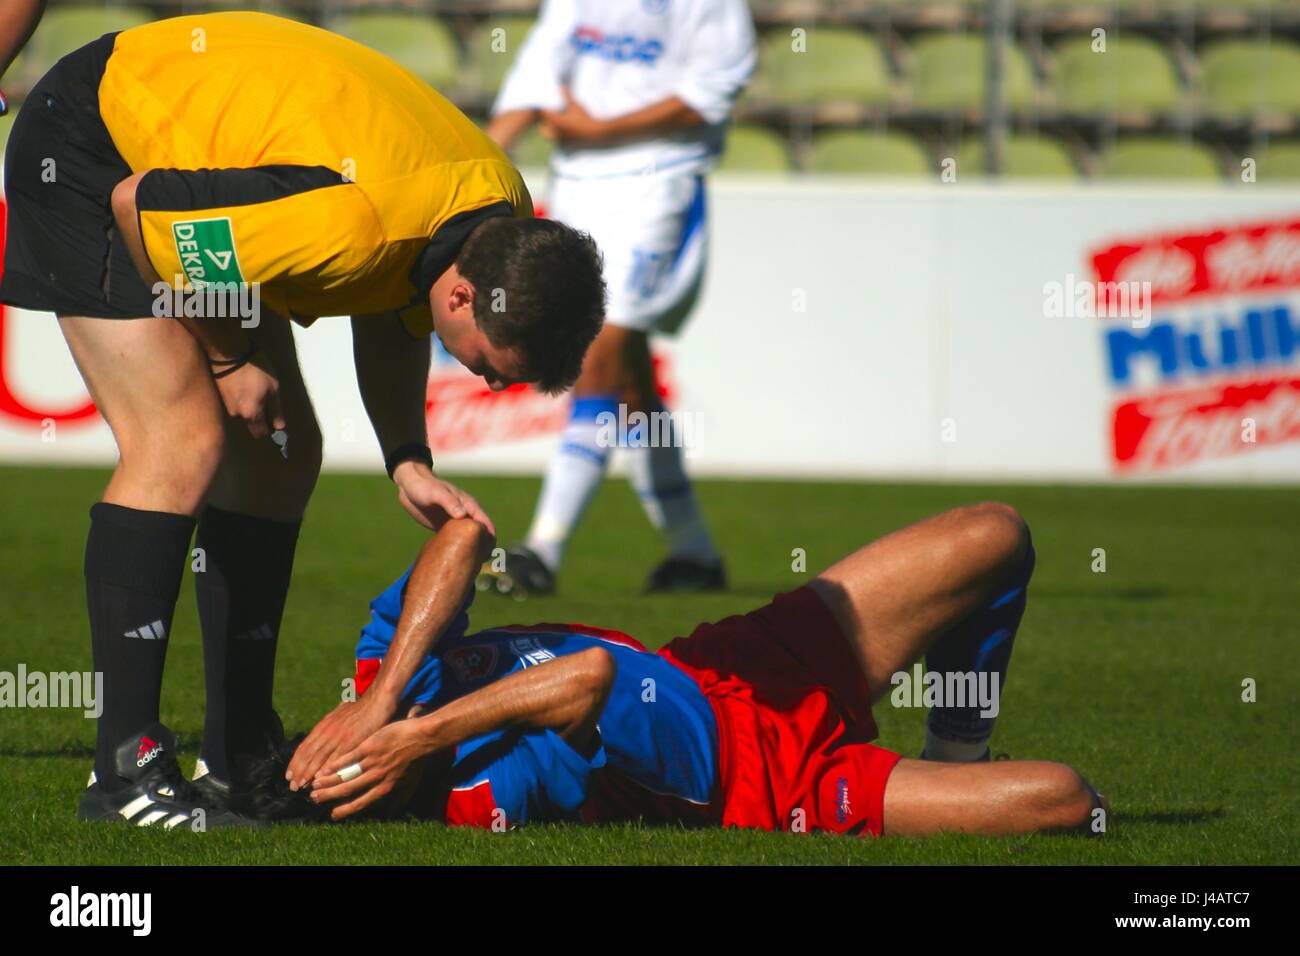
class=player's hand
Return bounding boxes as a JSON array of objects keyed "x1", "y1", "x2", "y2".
[
  {"x1": 393, "y1": 462, "x2": 496, "y2": 536},
  {"x1": 286, "y1": 696, "x2": 392, "y2": 792},
  {"x1": 540, "y1": 88, "x2": 606, "y2": 144},
  {"x1": 308, "y1": 720, "x2": 435, "y2": 821},
  {"x1": 213, "y1": 354, "x2": 285, "y2": 439}
]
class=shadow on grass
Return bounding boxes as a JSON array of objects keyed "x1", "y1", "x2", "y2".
[
  {"x1": 1121, "y1": 807, "x2": 1228, "y2": 825},
  {"x1": 0, "y1": 746, "x2": 96, "y2": 759},
  {"x1": 1038, "y1": 587, "x2": 1171, "y2": 602},
  {"x1": 0, "y1": 734, "x2": 204, "y2": 760}
]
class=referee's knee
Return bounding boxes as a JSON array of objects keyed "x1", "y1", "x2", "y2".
[{"x1": 121, "y1": 415, "x2": 226, "y2": 514}]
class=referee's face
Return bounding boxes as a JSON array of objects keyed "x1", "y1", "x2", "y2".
[
  {"x1": 433, "y1": 310, "x2": 527, "y2": 392},
  {"x1": 431, "y1": 269, "x2": 529, "y2": 391}
]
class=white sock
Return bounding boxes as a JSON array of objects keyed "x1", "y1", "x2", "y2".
[
  {"x1": 922, "y1": 724, "x2": 992, "y2": 763},
  {"x1": 523, "y1": 398, "x2": 616, "y2": 572},
  {"x1": 625, "y1": 411, "x2": 718, "y2": 564}
]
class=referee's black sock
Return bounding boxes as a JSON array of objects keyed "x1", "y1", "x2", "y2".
[
  {"x1": 194, "y1": 506, "x2": 301, "y2": 781},
  {"x1": 86, "y1": 503, "x2": 195, "y2": 793}
]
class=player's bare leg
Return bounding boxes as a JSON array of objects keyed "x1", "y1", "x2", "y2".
[
  {"x1": 59, "y1": 314, "x2": 227, "y2": 816},
  {"x1": 883, "y1": 758, "x2": 1105, "y2": 836},
  {"x1": 807, "y1": 501, "x2": 1030, "y2": 701},
  {"x1": 193, "y1": 313, "x2": 322, "y2": 801}
]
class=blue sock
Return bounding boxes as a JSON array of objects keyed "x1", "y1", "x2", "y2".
[
  {"x1": 923, "y1": 537, "x2": 1036, "y2": 761},
  {"x1": 625, "y1": 401, "x2": 718, "y2": 563}
]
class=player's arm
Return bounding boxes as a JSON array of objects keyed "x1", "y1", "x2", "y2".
[
  {"x1": 540, "y1": 91, "x2": 705, "y2": 145},
  {"x1": 310, "y1": 646, "x2": 615, "y2": 819},
  {"x1": 285, "y1": 517, "x2": 494, "y2": 790},
  {"x1": 486, "y1": 0, "x2": 575, "y2": 151},
  {"x1": 485, "y1": 109, "x2": 538, "y2": 152},
  {"x1": 357, "y1": 518, "x2": 496, "y2": 714},
  {"x1": 351, "y1": 312, "x2": 494, "y2": 534}
]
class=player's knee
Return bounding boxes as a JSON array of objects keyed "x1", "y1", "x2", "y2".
[
  {"x1": 143, "y1": 416, "x2": 226, "y2": 487},
  {"x1": 963, "y1": 502, "x2": 1030, "y2": 576},
  {"x1": 1031, "y1": 762, "x2": 1097, "y2": 832}
]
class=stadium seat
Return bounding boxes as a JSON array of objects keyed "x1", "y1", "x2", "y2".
[
  {"x1": 469, "y1": 17, "x2": 537, "y2": 97},
  {"x1": 910, "y1": 33, "x2": 1035, "y2": 112},
  {"x1": 717, "y1": 124, "x2": 792, "y2": 173},
  {"x1": 756, "y1": 28, "x2": 892, "y2": 105},
  {"x1": 14, "y1": 4, "x2": 151, "y2": 88},
  {"x1": 1199, "y1": 40, "x2": 1300, "y2": 116},
  {"x1": 1098, "y1": 137, "x2": 1221, "y2": 180},
  {"x1": 954, "y1": 135, "x2": 1077, "y2": 178},
  {"x1": 807, "y1": 130, "x2": 931, "y2": 176},
  {"x1": 1052, "y1": 35, "x2": 1181, "y2": 114},
  {"x1": 1253, "y1": 142, "x2": 1300, "y2": 181},
  {"x1": 330, "y1": 13, "x2": 460, "y2": 90}
]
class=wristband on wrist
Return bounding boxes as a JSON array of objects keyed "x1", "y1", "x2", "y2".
[
  {"x1": 209, "y1": 341, "x2": 258, "y2": 379},
  {"x1": 385, "y1": 442, "x2": 433, "y2": 480}
]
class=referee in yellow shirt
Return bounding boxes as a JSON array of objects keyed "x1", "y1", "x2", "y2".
[{"x1": 0, "y1": 12, "x2": 605, "y2": 827}]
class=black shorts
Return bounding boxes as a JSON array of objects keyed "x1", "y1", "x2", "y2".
[{"x1": 0, "y1": 32, "x2": 157, "y2": 317}]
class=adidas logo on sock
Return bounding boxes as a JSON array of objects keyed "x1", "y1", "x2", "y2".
[
  {"x1": 124, "y1": 620, "x2": 167, "y2": 641},
  {"x1": 135, "y1": 736, "x2": 164, "y2": 768},
  {"x1": 234, "y1": 623, "x2": 275, "y2": 642}
]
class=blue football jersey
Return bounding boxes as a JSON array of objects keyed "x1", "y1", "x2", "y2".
[{"x1": 354, "y1": 567, "x2": 719, "y2": 827}]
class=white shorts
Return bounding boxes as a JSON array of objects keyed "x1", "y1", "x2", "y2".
[{"x1": 546, "y1": 170, "x2": 708, "y2": 335}]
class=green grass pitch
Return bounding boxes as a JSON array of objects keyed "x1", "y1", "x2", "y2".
[{"x1": 0, "y1": 464, "x2": 1295, "y2": 865}]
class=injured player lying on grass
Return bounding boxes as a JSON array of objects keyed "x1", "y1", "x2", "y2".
[{"x1": 248, "y1": 506, "x2": 1107, "y2": 836}]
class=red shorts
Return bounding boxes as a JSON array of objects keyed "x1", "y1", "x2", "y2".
[{"x1": 658, "y1": 586, "x2": 902, "y2": 837}]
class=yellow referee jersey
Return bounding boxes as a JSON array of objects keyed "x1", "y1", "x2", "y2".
[{"x1": 98, "y1": 11, "x2": 532, "y2": 333}]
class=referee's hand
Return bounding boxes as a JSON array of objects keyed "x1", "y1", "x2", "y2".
[
  {"x1": 393, "y1": 463, "x2": 496, "y2": 537},
  {"x1": 213, "y1": 355, "x2": 286, "y2": 439}
]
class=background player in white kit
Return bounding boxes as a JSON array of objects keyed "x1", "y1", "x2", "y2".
[{"x1": 484, "y1": 0, "x2": 756, "y2": 595}]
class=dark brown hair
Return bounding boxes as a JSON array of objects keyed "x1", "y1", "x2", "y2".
[{"x1": 455, "y1": 217, "x2": 606, "y2": 394}]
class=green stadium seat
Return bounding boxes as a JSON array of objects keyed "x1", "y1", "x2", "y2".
[
  {"x1": 955, "y1": 135, "x2": 1077, "y2": 178},
  {"x1": 470, "y1": 17, "x2": 537, "y2": 97},
  {"x1": 717, "y1": 124, "x2": 791, "y2": 173},
  {"x1": 1253, "y1": 142, "x2": 1300, "y2": 181},
  {"x1": 1199, "y1": 40, "x2": 1300, "y2": 116},
  {"x1": 807, "y1": 130, "x2": 930, "y2": 176},
  {"x1": 14, "y1": 5, "x2": 151, "y2": 88},
  {"x1": 1099, "y1": 137, "x2": 1221, "y2": 180},
  {"x1": 910, "y1": 33, "x2": 1035, "y2": 112},
  {"x1": 1052, "y1": 35, "x2": 1181, "y2": 114},
  {"x1": 510, "y1": 127, "x2": 554, "y2": 169},
  {"x1": 330, "y1": 13, "x2": 459, "y2": 90},
  {"x1": 757, "y1": 28, "x2": 891, "y2": 105}
]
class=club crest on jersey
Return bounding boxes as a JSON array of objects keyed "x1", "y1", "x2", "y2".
[
  {"x1": 445, "y1": 644, "x2": 500, "y2": 683},
  {"x1": 172, "y1": 217, "x2": 245, "y2": 289}
]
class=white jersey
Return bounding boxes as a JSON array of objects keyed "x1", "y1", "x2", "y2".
[{"x1": 492, "y1": 0, "x2": 756, "y2": 180}]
